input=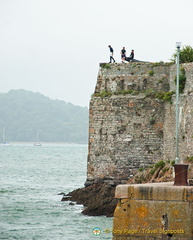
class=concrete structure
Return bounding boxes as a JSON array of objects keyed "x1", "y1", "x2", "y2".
[
  {"x1": 85, "y1": 62, "x2": 193, "y2": 186},
  {"x1": 113, "y1": 182, "x2": 193, "y2": 240}
]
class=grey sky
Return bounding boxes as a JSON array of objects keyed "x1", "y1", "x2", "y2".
[{"x1": 0, "y1": 0, "x2": 193, "y2": 107}]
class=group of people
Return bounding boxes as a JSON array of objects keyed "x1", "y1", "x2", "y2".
[{"x1": 108, "y1": 45, "x2": 134, "y2": 63}]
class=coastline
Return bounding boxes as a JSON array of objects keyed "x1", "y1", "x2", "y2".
[{"x1": 61, "y1": 182, "x2": 118, "y2": 217}]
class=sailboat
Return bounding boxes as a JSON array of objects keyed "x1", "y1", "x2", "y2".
[
  {"x1": 34, "y1": 131, "x2": 42, "y2": 146},
  {"x1": 0, "y1": 128, "x2": 12, "y2": 146}
]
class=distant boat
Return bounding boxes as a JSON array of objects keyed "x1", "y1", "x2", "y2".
[
  {"x1": 34, "y1": 142, "x2": 42, "y2": 146},
  {"x1": 0, "y1": 128, "x2": 12, "y2": 146},
  {"x1": 34, "y1": 131, "x2": 42, "y2": 146}
]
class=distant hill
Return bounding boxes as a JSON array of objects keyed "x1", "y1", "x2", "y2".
[{"x1": 0, "y1": 89, "x2": 89, "y2": 143}]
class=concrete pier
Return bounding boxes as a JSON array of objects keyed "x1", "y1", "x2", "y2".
[{"x1": 113, "y1": 182, "x2": 193, "y2": 240}]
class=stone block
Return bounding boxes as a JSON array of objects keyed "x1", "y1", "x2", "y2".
[
  {"x1": 89, "y1": 128, "x2": 95, "y2": 134},
  {"x1": 113, "y1": 182, "x2": 193, "y2": 239}
]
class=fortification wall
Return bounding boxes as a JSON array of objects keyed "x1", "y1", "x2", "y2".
[
  {"x1": 95, "y1": 62, "x2": 170, "y2": 93},
  {"x1": 164, "y1": 93, "x2": 193, "y2": 160},
  {"x1": 86, "y1": 62, "x2": 193, "y2": 186},
  {"x1": 163, "y1": 63, "x2": 193, "y2": 160}
]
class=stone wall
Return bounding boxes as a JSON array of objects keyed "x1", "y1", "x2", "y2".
[
  {"x1": 85, "y1": 62, "x2": 193, "y2": 186},
  {"x1": 164, "y1": 63, "x2": 193, "y2": 161},
  {"x1": 95, "y1": 62, "x2": 170, "y2": 94},
  {"x1": 164, "y1": 94, "x2": 193, "y2": 160}
]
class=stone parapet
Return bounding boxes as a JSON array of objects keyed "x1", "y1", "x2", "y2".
[
  {"x1": 96, "y1": 62, "x2": 171, "y2": 94},
  {"x1": 113, "y1": 182, "x2": 193, "y2": 240}
]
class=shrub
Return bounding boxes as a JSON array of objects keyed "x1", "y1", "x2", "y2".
[
  {"x1": 155, "y1": 92, "x2": 165, "y2": 99},
  {"x1": 149, "y1": 160, "x2": 165, "y2": 175},
  {"x1": 174, "y1": 68, "x2": 186, "y2": 93},
  {"x1": 162, "y1": 91, "x2": 175, "y2": 102},
  {"x1": 94, "y1": 91, "x2": 112, "y2": 97},
  {"x1": 171, "y1": 45, "x2": 193, "y2": 63},
  {"x1": 155, "y1": 91, "x2": 175, "y2": 102},
  {"x1": 101, "y1": 64, "x2": 111, "y2": 69},
  {"x1": 171, "y1": 160, "x2": 175, "y2": 167},
  {"x1": 154, "y1": 160, "x2": 165, "y2": 170},
  {"x1": 149, "y1": 70, "x2": 154, "y2": 76},
  {"x1": 186, "y1": 156, "x2": 193, "y2": 162},
  {"x1": 145, "y1": 89, "x2": 156, "y2": 98},
  {"x1": 150, "y1": 169, "x2": 156, "y2": 175},
  {"x1": 162, "y1": 167, "x2": 169, "y2": 172}
]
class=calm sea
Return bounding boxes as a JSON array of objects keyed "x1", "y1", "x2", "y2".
[{"x1": 0, "y1": 144, "x2": 113, "y2": 240}]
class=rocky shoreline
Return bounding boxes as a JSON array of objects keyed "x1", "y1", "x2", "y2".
[
  {"x1": 61, "y1": 182, "x2": 118, "y2": 217},
  {"x1": 61, "y1": 160, "x2": 193, "y2": 217}
]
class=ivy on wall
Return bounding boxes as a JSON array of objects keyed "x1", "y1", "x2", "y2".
[{"x1": 174, "y1": 67, "x2": 186, "y2": 93}]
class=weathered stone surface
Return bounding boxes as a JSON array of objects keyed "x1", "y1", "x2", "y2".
[
  {"x1": 86, "y1": 62, "x2": 193, "y2": 185},
  {"x1": 113, "y1": 183, "x2": 193, "y2": 240}
]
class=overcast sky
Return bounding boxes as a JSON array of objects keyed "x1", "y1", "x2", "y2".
[{"x1": 0, "y1": 0, "x2": 193, "y2": 107}]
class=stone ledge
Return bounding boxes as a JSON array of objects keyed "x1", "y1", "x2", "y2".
[{"x1": 115, "y1": 182, "x2": 193, "y2": 201}]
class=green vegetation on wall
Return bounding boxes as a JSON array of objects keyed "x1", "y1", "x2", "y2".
[
  {"x1": 101, "y1": 64, "x2": 111, "y2": 69},
  {"x1": 148, "y1": 70, "x2": 154, "y2": 76},
  {"x1": 93, "y1": 89, "x2": 175, "y2": 102},
  {"x1": 174, "y1": 67, "x2": 186, "y2": 93}
]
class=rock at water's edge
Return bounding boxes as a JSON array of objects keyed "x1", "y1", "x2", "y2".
[{"x1": 61, "y1": 183, "x2": 118, "y2": 217}]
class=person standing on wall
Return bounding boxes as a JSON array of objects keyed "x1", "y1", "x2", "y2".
[
  {"x1": 108, "y1": 45, "x2": 116, "y2": 63},
  {"x1": 121, "y1": 47, "x2": 126, "y2": 63}
]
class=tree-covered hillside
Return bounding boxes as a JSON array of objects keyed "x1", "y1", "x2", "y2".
[{"x1": 0, "y1": 90, "x2": 89, "y2": 143}]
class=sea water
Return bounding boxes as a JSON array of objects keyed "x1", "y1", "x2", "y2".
[{"x1": 0, "y1": 144, "x2": 113, "y2": 240}]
